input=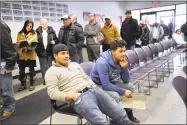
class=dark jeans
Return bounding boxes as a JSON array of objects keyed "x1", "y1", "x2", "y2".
[
  {"x1": 19, "y1": 66, "x2": 35, "y2": 86},
  {"x1": 70, "y1": 87, "x2": 133, "y2": 125},
  {"x1": 86, "y1": 44, "x2": 100, "y2": 62},
  {"x1": 38, "y1": 56, "x2": 53, "y2": 79},
  {"x1": 77, "y1": 48, "x2": 83, "y2": 63},
  {"x1": 102, "y1": 44, "x2": 110, "y2": 52},
  {"x1": 0, "y1": 74, "x2": 16, "y2": 112}
]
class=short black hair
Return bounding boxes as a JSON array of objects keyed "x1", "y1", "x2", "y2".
[
  {"x1": 125, "y1": 10, "x2": 131, "y2": 15},
  {"x1": 110, "y1": 40, "x2": 127, "y2": 51}
]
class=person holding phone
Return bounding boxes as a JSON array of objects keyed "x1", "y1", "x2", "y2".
[
  {"x1": 90, "y1": 40, "x2": 140, "y2": 123},
  {"x1": 36, "y1": 19, "x2": 59, "y2": 85},
  {"x1": 1, "y1": 20, "x2": 17, "y2": 120}
]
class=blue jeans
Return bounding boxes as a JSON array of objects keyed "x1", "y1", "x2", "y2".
[
  {"x1": 0, "y1": 74, "x2": 16, "y2": 112},
  {"x1": 70, "y1": 87, "x2": 133, "y2": 125}
]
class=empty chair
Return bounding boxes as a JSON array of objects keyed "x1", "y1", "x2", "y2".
[
  {"x1": 126, "y1": 50, "x2": 151, "y2": 94},
  {"x1": 80, "y1": 61, "x2": 95, "y2": 76},
  {"x1": 172, "y1": 76, "x2": 187, "y2": 109}
]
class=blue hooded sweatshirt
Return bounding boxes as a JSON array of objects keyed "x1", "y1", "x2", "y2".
[{"x1": 90, "y1": 50, "x2": 130, "y2": 96}]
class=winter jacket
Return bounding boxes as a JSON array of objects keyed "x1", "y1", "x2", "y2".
[
  {"x1": 35, "y1": 26, "x2": 58, "y2": 57},
  {"x1": 0, "y1": 20, "x2": 17, "y2": 70},
  {"x1": 84, "y1": 21, "x2": 101, "y2": 45},
  {"x1": 16, "y1": 31, "x2": 38, "y2": 61},
  {"x1": 140, "y1": 24, "x2": 150, "y2": 45},
  {"x1": 74, "y1": 22, "x2": 83, "y2": 31},
  {"x1": 120, "y1": 17, "x2": 140, "y2": 45},
  {"x1": 101, "y1": 24, "x2": 120, "y2": 44},
  {"x1": 181, "y1": 22, "x2": 187, "y2": 37},
  {"x1": 160, "y1": 23, "x2": 169, "y2": 37},
  {"x1": 151, "y1": 23, "x2": 164, "y2": 41},
  {"x1": 90, "y1": 50, "x2": 130, "y2": 96},
  {"x1": 59, "y1": 23, "x2": 84, "y2": 48}
]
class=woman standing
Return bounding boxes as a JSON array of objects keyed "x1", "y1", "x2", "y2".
[
  {"x1": 16, "y1": 20, "x2": 38, "y2": 91},
  {"x1": 36, "y1": 19, "x2": 58, "y2": 85}
]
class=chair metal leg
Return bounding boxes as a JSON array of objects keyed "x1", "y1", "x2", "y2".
[{"x1": 50, "y1": 105, "x2": 53, "y2": 125}]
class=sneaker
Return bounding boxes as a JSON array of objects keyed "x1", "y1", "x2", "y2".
[
  {"x1": 1, "y1": 111, "x2": 15, "y2": 121},
  {"x1": 18, "y1": 86, "x2": 26, "y2": 91},
  {"x1": 29, "y1": 85, "x2": 35, "y2": 91}
]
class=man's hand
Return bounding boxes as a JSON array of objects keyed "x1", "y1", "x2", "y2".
[
  {"x1": 4, "y1": 69, "x2": 12, "y2": 74},
  {"x1": 72, "y1": 93, "x2": 81, "y2": 101},
  {"x1": 119, "y1": 58, "x2": 128, "y2": 69},
  {"x1": 124, "y1": 90, "x2": 132, "y2": 98}
]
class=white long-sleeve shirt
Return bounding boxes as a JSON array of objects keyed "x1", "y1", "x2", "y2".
[
  {"x1": 42, "y1": 30, "x2": 48, "y2": 49},
  {"x1": 172, "y1": 33, "x2": 186, "y2": 45}
]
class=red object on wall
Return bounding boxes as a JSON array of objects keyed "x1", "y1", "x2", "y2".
[{"x1": 153, "y1": 1, "x2": 159, "y2": 8}]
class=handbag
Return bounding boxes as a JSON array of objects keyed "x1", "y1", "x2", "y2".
[{"x1": 93, "y1": 32, "x2": 105, "y2": 44}]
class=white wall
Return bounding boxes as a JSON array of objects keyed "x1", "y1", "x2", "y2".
[{"x1": 4, "y1": 2, "x2": 126, "y2": 43}]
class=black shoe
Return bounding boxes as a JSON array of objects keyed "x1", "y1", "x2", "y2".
[
  {"x1": 18, "y1": 86, "x2": 26, "y2": 91},
  {"x1": 131, "y1": 117, "x2": 140, "y2": 124},
  {"x1": 43, "y1": 80, "x2": 46, "y2": 85}
]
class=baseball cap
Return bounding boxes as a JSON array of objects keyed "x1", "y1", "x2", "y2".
[
  {"x1": 53, "y1": 44, "x2": 69, "y2": 54},
  {"x1": 105, "y1": 16, "x2": 111, "y2": 20},
  {"x1": 61, "y1": 15, "x2": 71, "y2": 20}
]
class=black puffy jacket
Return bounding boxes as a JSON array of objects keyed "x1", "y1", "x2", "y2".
[
  {"x1": 1, "y1": 20, "x2": 17, "y2": 70},
  {"x1": 35, "y1": 26, "x2": 59, "y2": 57},
  {"x1": 120, "y1": 17, "x2": 140, "y2": 45}
]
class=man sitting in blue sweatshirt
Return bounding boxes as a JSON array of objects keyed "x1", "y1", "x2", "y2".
[{"x1": 90, "y1": 40, "x2": 140, "y2": 123}]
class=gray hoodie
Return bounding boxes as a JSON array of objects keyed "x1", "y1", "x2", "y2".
[{"x1": 84, "y1": 21, "x2": 101, "y2": 45}]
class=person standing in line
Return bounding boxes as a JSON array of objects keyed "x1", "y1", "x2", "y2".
[
  {"x1": 35, "y1": 19, "x2": 59, "y2": 85},
  {"x1": 160, "y1": 20, "x2": 169, "y2": 40},
  {"x1": 181, "y1": 21, "x2": 187, "y2": 41},
  {"x1": 84, "y1": 13, "x2": 101, "y2": 61},
  {"x1": 16, "y1": 20, "x2": 38, "y2": 91},
  {"x1": 70, "y1": 15, "x2": 84, "y2": 63},
  {"x1": 101, "y1": 16, "x2": 120, "y2": 52},
  {"x1": 168, "y1": 19, "x2": 174, "y2": 39},
  {"x1": 58, "y1": 15, "x2": 84, "y2": 63},
  {"x1": 139, "y1": 19, "x2": 150, "y2": 46},
  {"x1": 120, "y1": 10, "x2": 140, "y2": 50},
  {"x1": 1, "y1": 20, "x2": 17, "y2": 120}
]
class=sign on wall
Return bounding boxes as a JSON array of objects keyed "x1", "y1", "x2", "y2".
[{"x1": 1, "y1": 1, "x2": 69, "y2": 22}]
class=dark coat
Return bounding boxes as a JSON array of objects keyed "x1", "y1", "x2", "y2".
[
  {"x1": 160, "y1": 23, "x2": 169, "y2": 37},
  {"x1": 140, "y1": 24, "x2": 150, "y2": 45},
  {"x1": 1, "y1": 20, "x2": 17, "y2": 70},
  {"x1": 181, "y1": 22, "x2": 187, "y2": 37},
  {"x1": 120, "y1": 17, "x2": 140, "y2": 45},
  {"x1": 74, "y1": 22, "x2": 83, "y2": 31},
  {"x1": 58, "y1": 23, "x2": 84, "y2": 48},
  {"x1": 35, "y1": 26, "x2": 58, "y2": 57},
  {"x1": 58, "y1": 23, "x2": 84, "y2": 62}
]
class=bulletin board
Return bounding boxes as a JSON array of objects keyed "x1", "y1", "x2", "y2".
[{"x1": 1, "y1": 1, "x2": 69, "y2": 23}]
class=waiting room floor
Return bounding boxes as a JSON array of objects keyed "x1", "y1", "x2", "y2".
[{"x1": 4, "y1": 50, "x2": 187, "y2": 124}]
